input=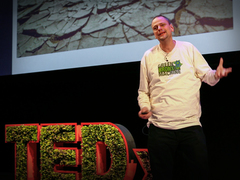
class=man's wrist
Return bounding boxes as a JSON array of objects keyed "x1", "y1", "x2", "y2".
[{"x1": 214, "y1": 70, "x2": 220, "y2": 80}]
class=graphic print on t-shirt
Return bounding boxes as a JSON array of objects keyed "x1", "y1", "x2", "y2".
[{"x1": 158, "y1": 60, "x2": 182, "y2": 76}]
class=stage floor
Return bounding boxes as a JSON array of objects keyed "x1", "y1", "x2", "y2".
[{"x1": 0, "y1": 172, "x2": 14, "y2": 180}]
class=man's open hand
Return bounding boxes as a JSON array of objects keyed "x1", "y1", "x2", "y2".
[{"x1": 215, "y1": 57, "x2": 232, "y2": 79}]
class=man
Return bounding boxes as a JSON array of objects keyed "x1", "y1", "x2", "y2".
[{"x1": 137, "y1": 16, "x2": 232, "y2": 180}]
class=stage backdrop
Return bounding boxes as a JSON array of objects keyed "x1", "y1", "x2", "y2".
[{"x1": 1, "y1": 50, "x2": 240, "y2": 179}]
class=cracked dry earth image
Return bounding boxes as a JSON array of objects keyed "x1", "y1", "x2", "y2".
[{"x1": 17, "y1": 0, "x2": 233, "y2": 58}]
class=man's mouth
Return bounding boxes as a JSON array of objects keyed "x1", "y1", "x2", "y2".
[{"x1": 159, "y1": 32, "x2": 165, "y2": 36}]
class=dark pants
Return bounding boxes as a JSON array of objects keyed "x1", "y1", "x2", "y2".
[{"x1": 148, "y1": 124, "x2": 208, "y2": 180}]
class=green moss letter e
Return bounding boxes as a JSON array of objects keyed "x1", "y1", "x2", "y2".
[{"x1": 40, "y1": 124, "x2": 76, "y2": 180}]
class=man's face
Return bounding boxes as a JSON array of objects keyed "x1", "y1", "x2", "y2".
[{"x1": 151, "y1": 16, "x2": 174, "y2": 41}]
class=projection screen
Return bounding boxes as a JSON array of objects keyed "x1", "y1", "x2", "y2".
[{"x1": 12, "y1": 0, "x2": 239, "y2": 75}]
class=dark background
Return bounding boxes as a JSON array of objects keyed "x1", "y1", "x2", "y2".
[{"x1": 1, "y1": 1, "x2": 240, "y2": 180}]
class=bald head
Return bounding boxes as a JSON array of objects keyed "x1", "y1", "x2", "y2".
[{"x1": 152, "y1": 15, "x2": 172, "y2": 25}]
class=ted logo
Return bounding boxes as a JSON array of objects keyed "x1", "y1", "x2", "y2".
[{"x1": 5, "y1": 122, "x2": 151, "y2": 180}]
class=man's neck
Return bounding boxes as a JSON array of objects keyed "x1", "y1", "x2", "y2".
[{"x1": 160, "y1": 39, "x2": 176, "y2": 53}]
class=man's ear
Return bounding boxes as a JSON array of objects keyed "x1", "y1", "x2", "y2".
[{"x1": 170, "y1": 24, "x2": 174, "y2": 32}]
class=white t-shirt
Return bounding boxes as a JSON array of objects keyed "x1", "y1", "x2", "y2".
[{"x1": 138, "y1": 40, "x2": 219, "y2": 130}]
